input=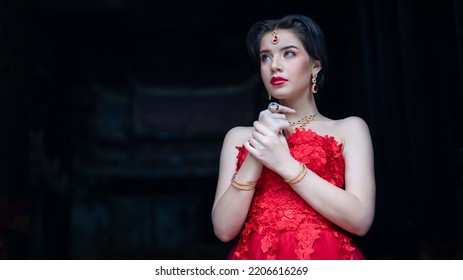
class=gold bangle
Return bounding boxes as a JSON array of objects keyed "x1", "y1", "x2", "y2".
[
  {"x1": 284, "y1": 162, "x2": 308, "y2": 185},
  {"x1": 231, "y1": 173, "x2": 257, "y2": 191},
  {"x1": 231, "y1": 180, "x2": 255, "y2": 191}
]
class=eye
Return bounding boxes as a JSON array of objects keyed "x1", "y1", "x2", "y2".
[
  {"x1": 260, "y1": 54, "x2": 272, "y2": 62},
  {"x1": 284, "y1": 50, "x2": 296, "y2": 58}
]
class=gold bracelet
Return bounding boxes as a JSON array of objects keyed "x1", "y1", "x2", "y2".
[
  {"x1": 231, "y1": 180, "x2": 256, "y2": 191},
  {"x1": 231, "y1": 173, "x2": 257, "y2": 191},
  {"x1": 284, "y1": 162, "x2": 308, "y2": 185}
]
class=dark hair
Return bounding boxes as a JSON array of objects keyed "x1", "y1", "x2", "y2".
[{"x1": 246, "y1": 14, "x2": 328, "y2": 91}]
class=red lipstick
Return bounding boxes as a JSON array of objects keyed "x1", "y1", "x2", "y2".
[{"x1": 270, "y1": 76, "x2": 288, "y2": 86}]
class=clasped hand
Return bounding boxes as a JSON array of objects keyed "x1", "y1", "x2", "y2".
[{"x1": 244, "y1": 104, "x2": 296, "y2": 171}]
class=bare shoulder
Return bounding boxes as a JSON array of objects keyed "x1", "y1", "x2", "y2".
[
  {"x1": 334, "y1": 116, "x2": 373, "y2": 150},
  {"x1": 223, "y1": 126, "x2": 254, "y2": 147},
  {"x1": 336, "y1": 116, "x2": 371, "y2": 135},
  {"x1": 219, "y1": 126, "x2": 253, "y2": 165}
]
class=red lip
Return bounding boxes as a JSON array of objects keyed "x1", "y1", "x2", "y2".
[{"x1": 270, "y1": 76, "x2": 288, "y2": 86}]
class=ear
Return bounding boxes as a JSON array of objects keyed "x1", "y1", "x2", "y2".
[{"x1": 312, "y1": 60, "x2": 322, "y2": 75}]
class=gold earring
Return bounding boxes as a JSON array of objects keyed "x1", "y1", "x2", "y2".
[
  {"x1": 311, "y1": 74, "x2": 318, "y2": 93},
  {"x1": 268, "y1": 92, "x2": 272, "y2": 100}
]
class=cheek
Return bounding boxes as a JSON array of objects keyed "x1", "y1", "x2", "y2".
[
  {"x1": 260, "y1": 66, "x2": 273, "y2": 91},
  {"x1": 292, "y1": 61, "x2": 311, "y2": 80},
  {"x1": 296, "y1": 59, "x2": 311, "y2": 73},
  {"x1": 260, "y1": 66, "x2": 270, "y2": 79}
]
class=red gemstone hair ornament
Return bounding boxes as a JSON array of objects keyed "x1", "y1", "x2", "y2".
[{"x1": 271, "y1": 28, "x2": 279, "y2": 44}]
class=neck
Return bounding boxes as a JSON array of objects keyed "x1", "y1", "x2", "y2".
[
  {"x1": 280, "y1": 101, "x2": 318, "y2": 121},
  {"x1": 279, "y1": 92, "x2": 317, "y2": 119},
  {"x1": 287, "y1": 110, "x2": 318, "y2": 132}
]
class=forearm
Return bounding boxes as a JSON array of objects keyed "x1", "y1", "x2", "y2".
[
  {"x1": 212, "y1": 155, "x2": 263, "y2": 242},
  {"x1": 212, "y1": 187, "x2": 254, "y2": 242},
  {"x1": 301, "y1": 174, "x2": 372, "y2": 234},
  {"x1": 278, "y1": 159, "x2": 374, "y2": 236}
]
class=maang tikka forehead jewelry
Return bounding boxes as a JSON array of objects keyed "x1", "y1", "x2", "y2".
[{"x1": 271, "y1": 26, "x2": 279, "y2": 44}]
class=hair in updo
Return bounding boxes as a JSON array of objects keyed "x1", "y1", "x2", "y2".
[{"x1": 246, "y1": 14, "x2": 328, "y2": 91}]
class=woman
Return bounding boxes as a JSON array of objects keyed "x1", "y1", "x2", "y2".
[{"x1": 211, "y1": 14, "x2": 376, "y2": 260}]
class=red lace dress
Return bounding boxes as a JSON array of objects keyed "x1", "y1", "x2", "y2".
[{"x1": 228, "y1": 128, "x2": 365, "y2": 260}]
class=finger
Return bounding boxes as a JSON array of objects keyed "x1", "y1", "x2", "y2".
[
  {"x1": 248, "y1": 137, "x2": 262, "y2": 149},
  {"x1": 259, "y1": 115, "x2": 291, "y2": 132},
  {"x1": 268, "y1": 113, "x2": 287, "y2": 120},
  {"x1": 269, "y1": 104, "x2": 296, "y2": 114},
  {"x1": 244, "y1": 139, "x2": 260, "y2": 157},
  {"x1": 253, "y1": 121, "x2": 273, "y2": 136},
  {"x1": 255, "y1": 120, "x2": 290, "y2": 139},
  {"x1": 251, "y1": 129, "x2": 266, "y2": 144},
  {"x1": 244, "y1": 140, "x2": 255, "y2": 154},
  {"x1": 259, "y1": 111, "x2": 286, "y2": 125}
]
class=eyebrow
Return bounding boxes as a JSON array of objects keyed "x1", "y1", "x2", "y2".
[{"x1": 259, "y1": 45, "x2": 301, "y2": 55}]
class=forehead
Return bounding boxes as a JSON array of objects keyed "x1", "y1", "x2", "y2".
[{"x1": 260, "y1": 29, "x2": 303, "y2": 50}]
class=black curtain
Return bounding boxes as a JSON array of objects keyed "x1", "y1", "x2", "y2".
[{"x1": 348, "y1": 0, "x2": 463, "y2": 258}]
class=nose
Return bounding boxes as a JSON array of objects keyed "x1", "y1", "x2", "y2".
[{"x1": 270, "y1": 55, "x2": 282, "y2": 73}]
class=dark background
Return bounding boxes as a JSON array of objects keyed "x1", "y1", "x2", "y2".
[{"x1": 1, "y1": 0, "x2": 462, "y2": 259}]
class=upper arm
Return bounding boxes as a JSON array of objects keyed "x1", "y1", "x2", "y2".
[
  {"x1": 341, "y1": 117, "x2": 376, "y2": 214},
  {"x1": 213, "y1": 127, "x2": 250, "y2": 208}
]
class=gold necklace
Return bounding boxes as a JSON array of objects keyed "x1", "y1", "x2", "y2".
[{"x1": 289, "y1": 111, "x2": 318, "y2": 130}]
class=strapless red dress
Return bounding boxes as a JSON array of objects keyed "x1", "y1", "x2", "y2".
[{"x1": 228, "y1": 128, "x2": 365, "y2": 260}]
